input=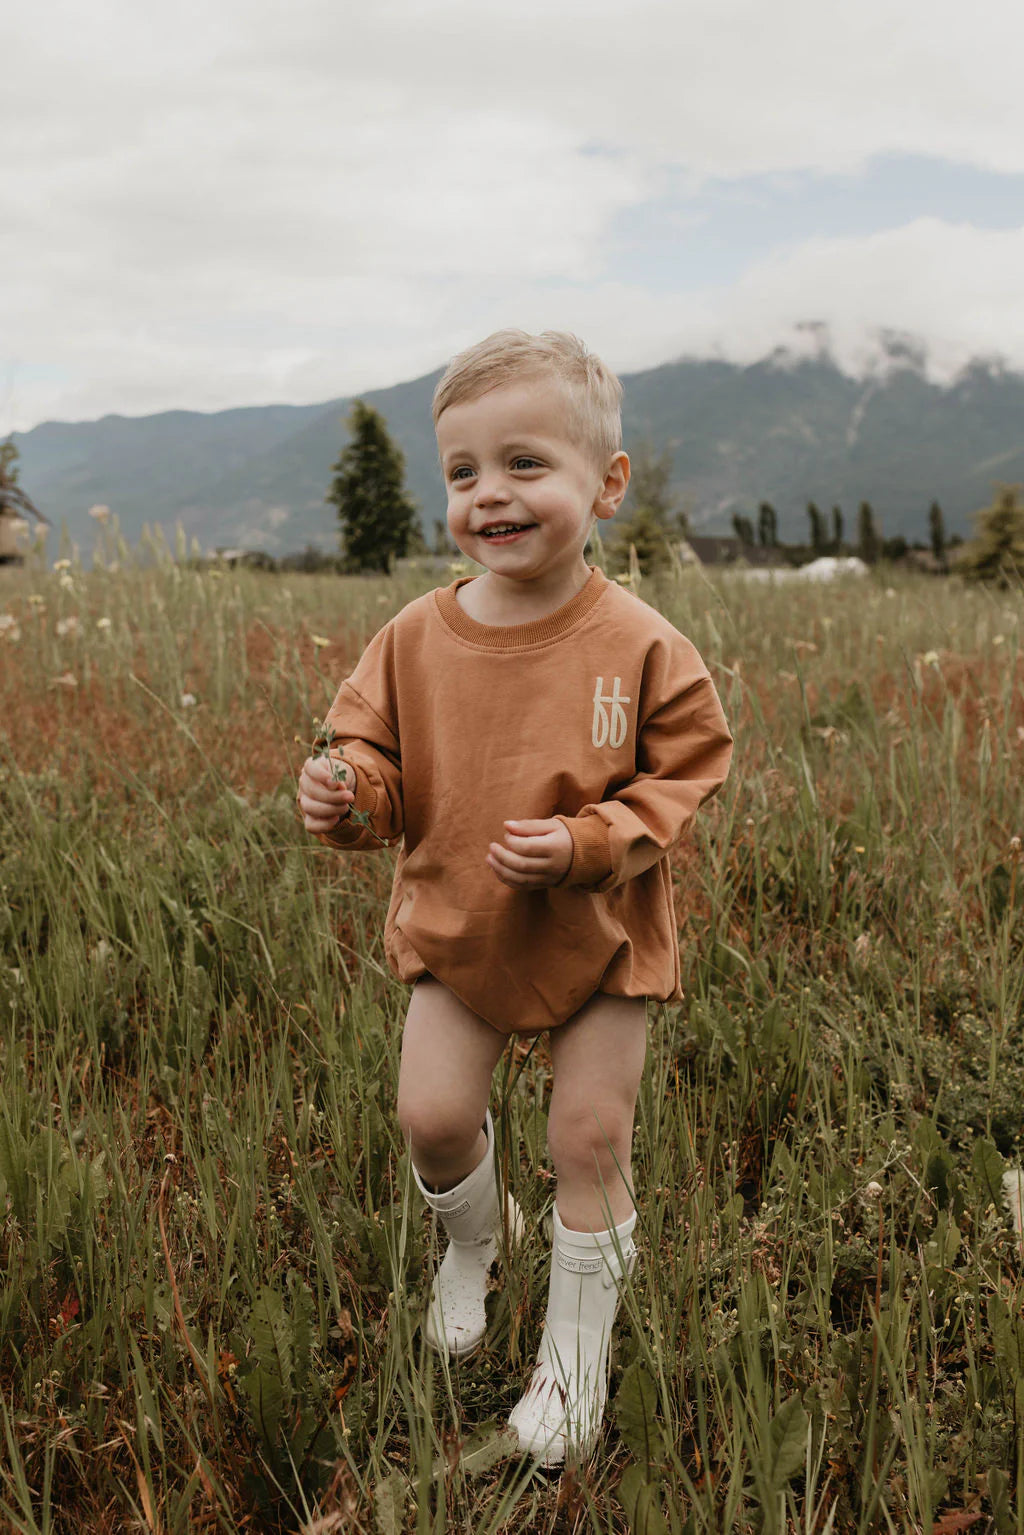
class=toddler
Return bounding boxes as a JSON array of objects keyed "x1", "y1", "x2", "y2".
[{"x1": 298, "y1": 329, "x2": 732, "y2": 1465}]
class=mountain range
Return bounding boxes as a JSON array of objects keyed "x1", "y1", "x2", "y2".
[{"x1": 11, "y1": 332, "x2": 1024, "y2": 557}]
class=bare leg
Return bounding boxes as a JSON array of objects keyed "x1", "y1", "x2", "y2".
[
  {"x1": 397, "y1": 975, "x2": 509, "y2": 1190},
  {"x1": 548, "y1": 992, "x2": 647, "y2": 1230}
]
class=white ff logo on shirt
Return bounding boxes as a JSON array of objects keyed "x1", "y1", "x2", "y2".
[{"x1": 592, "y1": 676, "x2": 631, "y2": 748}]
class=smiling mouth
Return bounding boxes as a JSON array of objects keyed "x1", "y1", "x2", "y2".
[{"x1": 480, "y1": 523, "x2": 537, "y2": 539}]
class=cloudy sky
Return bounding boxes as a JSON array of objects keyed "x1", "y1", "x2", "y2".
[{"x1": 3, "y1": 0, "x2": 1023, "y2": 433}]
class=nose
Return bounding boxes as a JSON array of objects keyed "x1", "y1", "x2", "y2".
[{"x1": 473, "y1": 470, "x2": 510, "y2": 508}]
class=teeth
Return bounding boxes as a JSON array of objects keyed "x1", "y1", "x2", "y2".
[{"x1": 483, "y1": 525, "x2": 529, "y2": 536}]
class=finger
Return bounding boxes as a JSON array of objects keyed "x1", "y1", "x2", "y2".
[
  {"x1": 501, "y1": 830, "x2": 556, "y2": 856},
  {"x1": 503, "y1": 819, "x2": 556, "y2": 837},
  {"x1": 486, "y1": 855, "x2": 543, "y2": 888},
  {"x1": 489, "y1": 841, "x2": 550, "y2": 874}
]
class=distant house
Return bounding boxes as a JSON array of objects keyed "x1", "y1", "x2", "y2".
[{"x1": 682, "y1": 535, "x2": 783, "y2": 568}]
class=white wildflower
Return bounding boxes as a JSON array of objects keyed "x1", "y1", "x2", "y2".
[
  {"x1": 863, "y1": 1181, "x2": 884, "y2": 1201},
  {"x1": 310, "y1": 634, "x2": 331, "y2": 650},
  {"x1": 180, "y1": 692, "x2": 197, "y2": 708},
  {"x1": 96, "y1": 616, "x2": 112, "y2": 631},
  {"x1": 56, "y1": 616, "x2": 81, "y2": 638},
  {"x1": 0, "y1": 614, "x2": 21, "y2": 642},
  {"x1": 921, "y1": 650, "x2": 940, "y2": 667},
  {"x1": 59, "y1": 573, "x2": 74, "y2": 591},
  {"x1": 853, "y1": 932, "x2": 872, "y2": 964},
  {"x1": 52, "y1": 671, "x2": 78, "y2": 688},
  {"x1": 52, "y1": 558, "x2": 72, "y2": 572},
  {"x1": 88, "y1": 504, "x2": 112, "y2": 523},
  {"x1": 1003, "y1": 1169, "x2": 1024, "y2": 1238}
]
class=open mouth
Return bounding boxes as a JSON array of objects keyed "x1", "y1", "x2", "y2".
[{"x1": 480, "y1": 524, "x2": 537, "y2": 542}]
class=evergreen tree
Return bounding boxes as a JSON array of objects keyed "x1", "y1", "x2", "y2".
[
  {"x1": 956, "y1": 484, "x2": 1024, "y2": 585},
  {"x1": 807, "y1": 502, "x2": 825, "y2": 554},
  {"x1": 858, "y1": 500, "x2": 880, "y2": 564},
  {"x1": 831, "y1": 505, "x2": 844, "y2": 552},
  {"x1": 732, "y1": 513, "x2": 755, "y2": 546},
  {"x1": 929, "y1": 501, "x2": 947, "y2": 566},
  {"x1": 326, "y1": 401, "x2": 418, "y2": 574},
  {"x1": 757, "y1": 502, "x2": 778, "y2": 547},
  {"x1": 610, "y1": 441, "x2": 680, "y2": 575}
]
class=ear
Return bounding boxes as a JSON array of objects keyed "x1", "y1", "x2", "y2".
[{"x1": 593, "y1": 451, "x2": 630, "y2": 522}]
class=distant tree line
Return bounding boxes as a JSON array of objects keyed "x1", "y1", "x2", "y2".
[{"x1": 279, "y1": 405, "x2": 1024, "y2": 586}]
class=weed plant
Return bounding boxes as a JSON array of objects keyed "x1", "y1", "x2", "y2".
[{"x1": 0, "y1": 541, "x2": 1022, "y2": 1532}]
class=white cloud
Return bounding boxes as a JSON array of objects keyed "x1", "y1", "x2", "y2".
[{"x1": 2, "y1": 0, "x2": 1023, "y2": 429}]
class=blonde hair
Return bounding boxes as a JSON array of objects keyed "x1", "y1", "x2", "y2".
[{"x1": 432, "y1": 329, "x2": 623, "y2": 465}]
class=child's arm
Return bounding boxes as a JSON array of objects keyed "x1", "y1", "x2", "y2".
[
  {"x1": 491, "y1": 638, "x2": 732, "y2": 893},
  {"x1": 304, "y1": 625, "x2": 404, "y2": 851}
]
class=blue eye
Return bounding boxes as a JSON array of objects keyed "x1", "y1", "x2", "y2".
[
  {"x1": 450, "y1": 465, "x2": 474, "y2": 482},
  {"x1": 512, "y1": 456, "x2": 539, "y2": 470}
]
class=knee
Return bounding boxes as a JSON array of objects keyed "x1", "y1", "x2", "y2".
[
  {"x1": 547, "y1": 1099, "x2": 634, "y2": 1180},
  {"x1": 397, "y1": 1091, "x2": 483, "y2": 1169}
]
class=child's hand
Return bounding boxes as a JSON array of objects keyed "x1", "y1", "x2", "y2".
[
  {"x1": 297, "y1": 754, "x2": 356, "y2": 833},
  {"x1": 486, "y1": 818, "x2": 573, "y2": 889}
]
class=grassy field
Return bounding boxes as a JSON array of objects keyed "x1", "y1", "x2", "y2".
[{"x1": 1, "y1": 540, "x2": 1022, "y2": 1534}]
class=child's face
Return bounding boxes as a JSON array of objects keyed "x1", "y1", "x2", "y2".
[{"x1": 436, "y1": 375, "x2": 628, "y2": 591}]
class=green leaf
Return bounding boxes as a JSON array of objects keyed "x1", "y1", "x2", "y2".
[
  {"x1": 373, "y1": 1470, "x2": 406, "y2": 1535},
  {"x1": 765, "y1": 1395, "x2": 809, "y2": 1489},
  {"x1": 618, "y1": 1462, "x2": 670, "y2": 1535},
  {"x1": 972, "y1": 1137, "x2": 1005, "y2": 1207},
  {"x1": 987, "y1": 1466, "x2": 1014, "y2": 1535},
  {"x1": 614, "y1": 1361, "x2": 669, "y2": 1467}
]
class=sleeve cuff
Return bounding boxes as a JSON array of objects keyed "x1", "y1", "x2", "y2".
[{"x1": 554, "y1": 813, "x2": 613, "y2": 890}]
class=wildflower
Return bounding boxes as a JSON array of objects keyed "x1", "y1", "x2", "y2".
[
  {"x1": 853, "y1": 932, "x2": 872, "y2": 964},
  {"x1": 311, "y1": 634, "x2": 331, "y2": 650},
  {"x1": 0, "y1": 614, "x2": 20, "y2": 642},
  {"x1": 59, "y1": 573, "x2": 74, "y2": 591},
  {"x1": 613, "y1": 573, "x2": 636, "y2": 586},
  {"x1": 96, "y1": 616, "x2": 112, "y2": 631},
  {"x1": 27, "y1": 594, "x2": 45, "y2": 607},
  {"x1": 88, "y1": 504, "x2": 112, "y2": 523},
  {"x1": 53, "y1": 558, "x2": 72, "y2": 572},
  {"x1": 921, "y1": 650, "x2": 940, "y2": 667},
  {"x1": 1004, "y1": 1169, "x2": 1024, "y2": 1238},
  {"x1": 52, "y1": 671, "x2": 78, "y2": 688},
  {"x1": 180, "y1": 692, "x2": 197, "y2": 708},
  {"x1": 862, "y1": 1181, "x2": 884, "y2": 1201},
  {"x1": 993, "y1": 634, "x2": 1005, "y2": 646},
  {"x1": 447, "y1": 561, "x2": 468, "y2": 576},
  {"x1": 56, "y1": 616, "x2": 81, "y2": 638}
]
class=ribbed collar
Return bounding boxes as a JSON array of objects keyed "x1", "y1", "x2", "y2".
[{"x1": 434, "y1": 565, "x2": 608, "y2": 649}]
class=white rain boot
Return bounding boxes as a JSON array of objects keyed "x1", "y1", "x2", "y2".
[
  {"x1": 509, "y1": 1206, "x2": 637, "y2": 1465},
  {"x1": 412, "y1": 1110, "x2": 523, "y2": 1357}
]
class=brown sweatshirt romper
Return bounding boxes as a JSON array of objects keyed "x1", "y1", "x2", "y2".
[{"x1": 319, "y1": 565, "x2": 733, "y2": 1035}]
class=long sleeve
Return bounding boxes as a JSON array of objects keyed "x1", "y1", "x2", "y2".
[
  {"x1": 554, "y1": 654, "x2": 732, "y2": 894},
  {"x1": 317, "y1": 625, "x2": 404, "y2": 852}
]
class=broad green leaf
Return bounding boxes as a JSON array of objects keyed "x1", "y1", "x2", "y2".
[
  {"x1": 374, "y1": 1470, "x2": 406, "y2": 1535},
  {"x1": 618, "y1": 1462, "x2": 669, "y2": 1535},
  {"x1": 972, "y1": 1137, "x2": 1005, "y2": 1207},
  {"x1": 614, "y1": 1361, "x2": 669, "y2": 1467},
  {"x1": 765, "y1": 1395, "x2": 809, "y2": 1489}
]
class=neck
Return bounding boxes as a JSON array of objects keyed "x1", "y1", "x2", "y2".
[{"x1": 473, "y1": 561, "x2": 592, "y2": 624}]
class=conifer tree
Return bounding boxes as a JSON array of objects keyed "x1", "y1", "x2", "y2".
[
  {"x1": 807, "y1": 502, "x2": 825, "y2": 554},
  {"x1": 858, "y1": 501, "x2": 880, "y2": 564},
  {"x1": 956, "y1": 484, "x2": 1024, "y2": 585},
  {"x1": 929, "y1": 501, "x2": 947, "y2": 565},
  {"x1": 732, "y1": 513, "x2": 755, "y2": 546},
  {"x1": 831, "y1": 505, "x2": 844, "y2": 552},
  {"x1": 610, "y1": 441, "x2": 680, "y2": 575},
  {"x1": 326, "y1": 401, "x2": 418, "y2": 574},
  {"x1": 757, "y1": 502, "x2": 778, "y2": 548}
]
